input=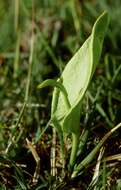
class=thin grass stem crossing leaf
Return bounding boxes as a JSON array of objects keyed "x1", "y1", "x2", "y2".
[{"x1": 37, "y1": 79, "x2": 71, "y2": 110}]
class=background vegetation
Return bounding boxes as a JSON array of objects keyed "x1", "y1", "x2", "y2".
[{"x1": 0, "y1": 0, "x2": 121, "y2": 189}]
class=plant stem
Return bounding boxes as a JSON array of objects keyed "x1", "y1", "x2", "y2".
[
  {"x1": 13, "y1": 31, "x2": 20, "y2": 78},
  {"x1": 14, "y1": 0, "x2": 19, "y2": 32},
  {"x1": 50, "y1": 127, "x2": 57, "y2": 177},
  {"x1": 77, "y1": 128, "x2": 89, "y2": 156},
  {"x1": 51, "y1": 118, "x2": 65, "y2": 176},
  {"x1": 69, "y1": 132, "x2": 80, "y2": 171},
  {"x1": 14, "y1": 0, "x2": 20, "y2": 78}
]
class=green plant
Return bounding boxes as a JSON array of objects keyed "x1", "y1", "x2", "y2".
[
  {"x1": 1, "y1": 1, "x2": 121, "y2": 189},
  {"x1": 38, "y1": 11, "x2": 109, "y2": 173},
  {"x1": 37, "y1": 12, "x2": 121, "y2": 181},
  {"x1": 38, "y1": 11, "x2": 121, "y2": 180}
]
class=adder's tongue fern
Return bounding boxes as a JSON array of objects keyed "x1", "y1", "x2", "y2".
[{"x1": 38, "y1": 11, "x2": 109, "y2": 173}]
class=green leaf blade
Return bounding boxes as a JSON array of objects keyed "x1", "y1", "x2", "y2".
[{"x1": 51, "y1": 11, "x2": 109, "y2": 134}]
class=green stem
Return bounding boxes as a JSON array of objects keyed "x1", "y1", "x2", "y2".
[
  {"x1": 38, "y1": 79, "x2": 71, "y2": 111},
  {"x1": 77, "y1": 128, "x2": 89, "y2": 156},
  {"x1": 69, "y1": 132, "x2": 80, "y2": 171},
  {"x1": 14, "y1": 0, "x2": 19, "y2": 32},
  {"x1": 13, "y1": 31, "x2": 20, "y2": 78}
]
